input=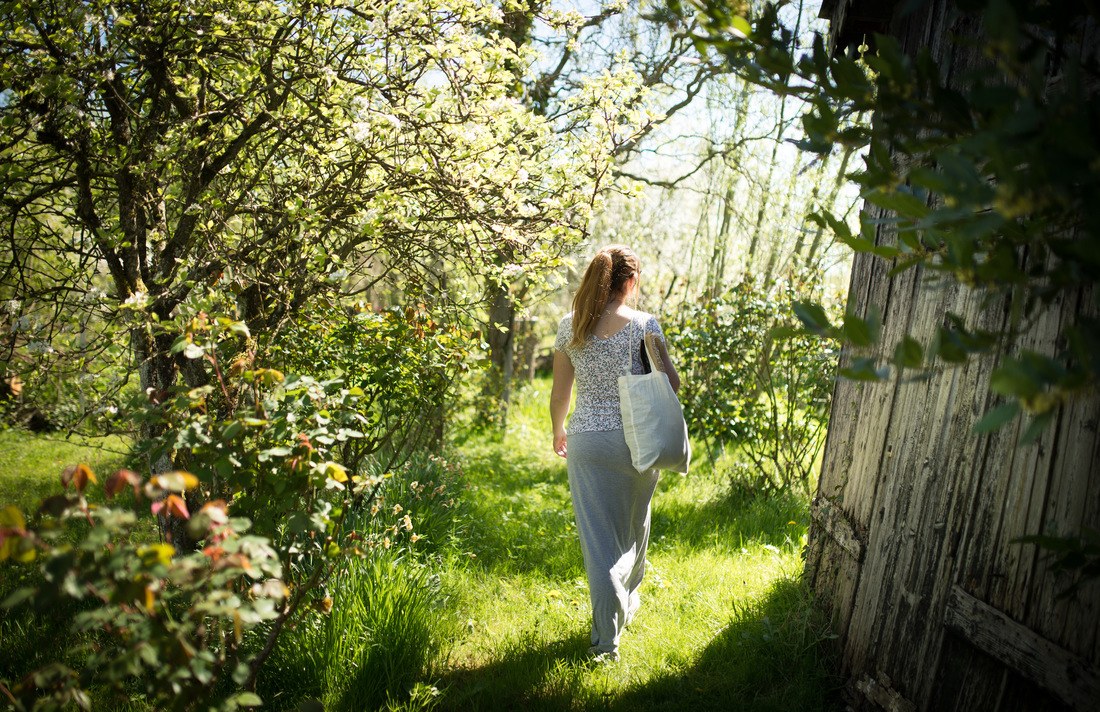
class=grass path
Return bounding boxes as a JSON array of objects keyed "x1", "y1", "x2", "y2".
[{"x1": 429, "y1": 382, "x2": 839, "y2": 711}]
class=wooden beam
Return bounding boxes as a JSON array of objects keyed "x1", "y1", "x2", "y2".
[
  {"x1": 943, "y1": 586, "x2": 1100, "y2": 712},
  {"x1": 811, "y1": 496, "x2": 864, "y2": 560},
  {"x1": 854, "y1": 672, "x2": 917, "y2": 712}
]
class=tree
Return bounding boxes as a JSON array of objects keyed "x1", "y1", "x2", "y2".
[{"x1": 1, "y1": 0, "x2": 606, "y2": 442}]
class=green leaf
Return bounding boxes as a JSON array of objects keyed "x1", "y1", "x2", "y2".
[
  {"x1": 840, "y1": 357, "x2": 887, "y2": 382},
  {"x1": 793, "y1": 301, "x2": 832, "y2": 334},
  {"x1": 865, "y1": 188, "x2": 930, "y2": 218},
  {"x1": 973, "y1": 402, "x2": 1020, "y2": 434},
  {"x1": 229, "y1": 692, "x2": 263, "y2": 708},
  {"x1": 990, "y1": 362, "x2": 1041, "y2": 399},
  {"x1": 2, "y1": 587, "x2": 35, "y2": 609},
  {"x1": 1020, "y1": 411, "x2": 1054, "y2": 444},
  {"x1": 730, "y1": 15, "x2": 751, "y2": 38},
  {"x1": 893, "y1": 337, "x2": 923, "y2": 369},
  {"x1": 228, "y1": 321, "x2": 251, "y2": 338},
  {"x1": 841, "y1": 313, "x2": 878, "y2": 347}
]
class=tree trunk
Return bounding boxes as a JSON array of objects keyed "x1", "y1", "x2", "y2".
[
  {"x1": 762, "y1": 150, "x2": 804, "y2": 284},
  {"x1": 802, "y1": 143, "x2": 856, "y2": 269},
  {"x1": 485, "y1": 280, "x2": 516, "y2": 422},
  {"x1": 132, "y1": 323, "x2": 196, "y2": 548}
]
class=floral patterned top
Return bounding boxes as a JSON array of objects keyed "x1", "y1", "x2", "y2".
[{"x1": 554, "y1": 310, "x2": 665, "y2": 433}]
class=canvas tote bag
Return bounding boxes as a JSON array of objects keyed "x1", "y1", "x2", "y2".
[{"x1": 618, "y1": 315, "x2": 691, "y2": 473}]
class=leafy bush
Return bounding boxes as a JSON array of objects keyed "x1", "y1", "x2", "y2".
[
  {"x1": 0, "y1": 471, "x2": 283, "y2": 711},
  {"x1": 272, "y1": 300, "x2": 472, "y2": 474},
  {"x1": 0, "y1": 316, "x2": 441, "y2": 708},
  {"x1": 669, "y1": 277, "x2": 838, "y2": 493}
]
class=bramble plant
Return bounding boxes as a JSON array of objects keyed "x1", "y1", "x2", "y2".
[{"x1": 0, "y1": 468, "x2": 283, "y2": 711}]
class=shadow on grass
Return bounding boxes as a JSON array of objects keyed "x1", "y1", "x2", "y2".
[
  {"x1": 431, "y1": 577, "x2": 842, "y2": 712},
  {"x1": 606, "y1": 576, "x2": 843, "y2": 712},
  {"x1": 433, "y1": 631, "x2": 593, "y2": 712}
]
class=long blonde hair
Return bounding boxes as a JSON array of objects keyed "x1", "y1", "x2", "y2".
[{"x1": 569, "y1": 245, "x2": 640, "y2": 347}]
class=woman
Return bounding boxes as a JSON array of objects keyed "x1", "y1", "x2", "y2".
[{"x1": 550, "y1": 245, "x2": 680, "y2": 662}]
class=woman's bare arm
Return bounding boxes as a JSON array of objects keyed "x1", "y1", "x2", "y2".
[
  {"x1": 550, "y1": 350, "x2": 575, "y2": 458},
  {"x1": 655, "y1": 337, "x2": 681, "y2": 394}
]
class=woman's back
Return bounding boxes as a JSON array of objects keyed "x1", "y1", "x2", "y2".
[{"x1": 555, "y1": 309, "x2": 663, "y2": 433}]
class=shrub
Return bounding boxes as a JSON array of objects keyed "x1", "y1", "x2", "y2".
[
  {"x1": 0, "y1": 317, "x2": 431, "y2": 708},
  {"x1": 272, "y1": 300, "x2": 473, "y2": 473},
  {"x1": 0, "y1": 472, "x2": 283, "y2": 711},
  {"x1": 669, "y1": 276, "x2": 838, "y2": 493}
]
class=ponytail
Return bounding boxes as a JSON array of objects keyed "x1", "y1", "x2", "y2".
[{"x1": 570, "y1": 245, "x2": 639, "y2": 347}]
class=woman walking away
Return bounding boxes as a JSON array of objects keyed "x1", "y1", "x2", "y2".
[{"x1": 550, "y1": 245, "x2": 681, "y2": 663}]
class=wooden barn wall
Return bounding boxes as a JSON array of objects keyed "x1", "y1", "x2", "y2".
[{"x1": 804, "y1": 2, "x2": 1100, "y2": 710}]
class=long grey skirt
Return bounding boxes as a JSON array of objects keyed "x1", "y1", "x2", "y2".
[{"x1": 567, "y1": 429, "x2": 659, "y2": 654}]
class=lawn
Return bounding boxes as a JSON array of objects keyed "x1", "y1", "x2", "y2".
[{"x1": 0, "y1": 429, "x2": 130, "y2": 511}]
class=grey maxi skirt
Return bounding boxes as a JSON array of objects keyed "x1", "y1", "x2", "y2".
[{"x1": 566, "y1": 429, "x2": 659, "y2": 654}]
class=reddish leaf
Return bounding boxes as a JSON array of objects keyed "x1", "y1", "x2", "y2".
[
  {"x1": 105, "y1": 469, "x2": 142, "y2": 499},
  {"x1": 151, "y1": 494, "x2": 190, "y2": 520},
  {"x1": 61, "y1": 463, "x2": 96, "y2": 492}
]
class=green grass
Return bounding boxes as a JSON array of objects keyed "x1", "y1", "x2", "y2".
[
  {"x1": 424, "y1": 379, "x2": 841, "y2": 711},
  {"x1": 0, "y1": 428, "x2": 130, "y2": 511}
]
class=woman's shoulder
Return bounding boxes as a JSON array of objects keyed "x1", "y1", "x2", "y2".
[{"x1": 554, "y1": 312, "x2": 574, "y2": 350}]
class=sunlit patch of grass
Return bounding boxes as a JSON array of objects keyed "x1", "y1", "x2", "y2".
[{"x1": 0, "y1": 429, "x2": 131, "y2": 511}]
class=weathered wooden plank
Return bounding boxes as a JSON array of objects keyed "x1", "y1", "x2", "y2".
[
  {"x1": 1027, "y1": 287, "x2": 1100, "y2": 659},
  {"x1": 987, "y1": 291, "x2": 1068, "y2": 621},
  {"x1": 806, "y1": 237, "x2": 879, "y2": 641},
  {"x1": 868, "y1": 275, "x2": 1005, "y2": 705},
  {"x1": 803, "y1": 522, "x2": 863, "y2": 638},
  {"x1": 831, "y1": 194, "x2": 944, "y2": 684},
  {"x1": 840, "y1": 179, "x2": 989, "y2": 693},
  {"x1": 943, "y1": 586, "x2": 1100, "y2": 712},
  {"x1": 853, "y1": 671, "x2": 916, "y2": 712},
  {"x1": 811, "y1": 207, "x2": 905, "y2": 678}
]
